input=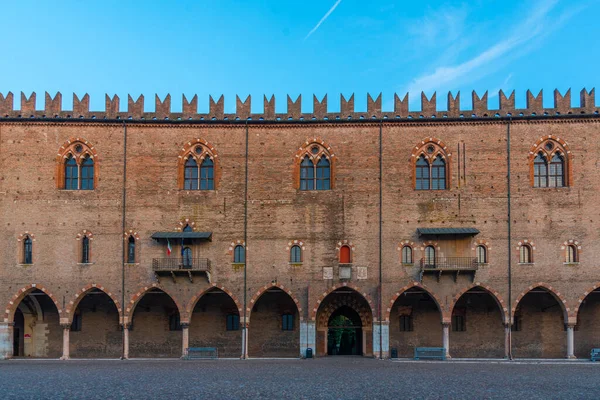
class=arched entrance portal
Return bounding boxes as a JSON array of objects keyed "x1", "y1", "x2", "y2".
[
  {"x1": 316, "y1": 288, "x2": 373, "y2": 357},
  {"x1": 327, "y1": 306, "x2": 362, "y2": 355},
  {"x1": 11, "y1": 289, "x2": 62, "y2": 358}
]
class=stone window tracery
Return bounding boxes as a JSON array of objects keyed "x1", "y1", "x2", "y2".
[
  {"x1": 56, "y1": 138, "x2": 98, "y2": 190},
  {"x1": 529, "y1": 136, "x2": 572, "y2": 188},
  {"x1": 178, "y1": 139, "x2": 218, "y2": 190},
  {"x1": 412, "y1": 138, "x2": 451, "y2": 190},
  {"x1": 294, "y1": 139, "x2": 335, "y2": 190}
]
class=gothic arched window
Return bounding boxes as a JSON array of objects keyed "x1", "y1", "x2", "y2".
[
  {"x1": 234, "y1": 245, "x2": 245, "y2": 264},
  {"x1": 415, "y1": 156, "x2": 430, "y2": 190},
  {"x1": 127, "y1": 236, "x2": 136, "y2": 263},
  {"x1": 57, "y1": 139, "x2": 97, "y2": 190},
  {"x1": 184, "y1": 158, "x2": 199, "y2": 190},
  {"x1": 23, "y1": 236, "x2": 33, "y2": 264},
  {"x1": 530, "y1": 138, "x2": 570, "y2": 188},
  {"x1": 81, "y1": 236, "x2": 91, "y2": 263},
  {"x1": 290, "y1": 245, "x2": 302, "y2": 263},
  {"x1": 413, "y1": 139, "x2": 450, "y2": 191},
  {"x1": 295, "y1": 141, "x2": 334, "y2": 191},
  {"x1": 80, "y1": 155, "x2": 94, "y2": 190},
  {"x1": 200, "y1": 158, "x2": 214, "y2": 190}
]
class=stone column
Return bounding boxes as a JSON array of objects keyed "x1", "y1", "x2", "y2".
[
  {"x1": 300, "y1": 320, "x2": 316, "y2": 358},
  {"x1": 372, "y1": 321, "x2": 390, "y2": 359},
  {"x1": 566, "y1": 324, "x2": 576, "y2": 359},
  {"x1": 241, "y1": 321, "x2": 249, "y2": 359},
  {"x1": 122, "y1": 324, "x2": 130, "y2": 360},
  {"x1": 442, "y1": 322, "x2": 450, "y2": 359},
  {"x1": 60, "y1": 324, "x2": 70, "y2": 360},
  {"x1": 181, "y1": 323, "x2": 190, "y2": 359},
  {"x1": 504, "y1": 323, "x2": 511, "y2": 359},
  {"x1": 0, "y1": 322, "x2": 14, "y2": 360}
]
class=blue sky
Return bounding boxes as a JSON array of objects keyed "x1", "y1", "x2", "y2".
[{"x1": 1, "y1": 0, "x2": 598, "y2": 113}]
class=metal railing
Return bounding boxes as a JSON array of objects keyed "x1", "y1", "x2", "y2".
[
  {"x1": 152, "y1": 258, "x2": 211, "y2": 272},
  {"x1": 419, "y1": 257, "x2": 479, "y2": 270}
]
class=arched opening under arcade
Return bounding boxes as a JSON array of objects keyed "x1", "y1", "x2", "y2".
[
  {"x1": 248, "y1": 287, "x2": 299, "y2": 358},
  {"x1": 574, "y1": 288, "x2": 600, "y2": 358},
  {"x1": 316, "y1": 287, "x2": 373, "y2": 357},
  {"x1": 449, "y1": 287, "x2": 505, "y2": 358},
  {"x1": 189, "y1": 288, "x2": 241, "y2": 357},
  {"x1": 11, "y1": 289, "x2": 62, "y2": 358},
  {"x1": 129, "y1": 288, "x2": 181, "y2": 358},
  {"x1": 512, "y1": 287, "x2": 567, "y2": 358},
  {"x1": 69, "y1": 289, "x2": 121, "y2": 358},
  {"x1": 389, "y1": 287, "x2": 442, "y2": 357}
]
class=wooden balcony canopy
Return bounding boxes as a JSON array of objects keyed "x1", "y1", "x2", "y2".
[
  {"x1": 417, "y1": 227, "x2": 479, "y2": 236},
  {"x1": 151, "y1": 232, "x2": 212, "y2": 241}
]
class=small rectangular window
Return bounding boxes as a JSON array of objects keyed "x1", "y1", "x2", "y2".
[
  {"x1": 399, "y1": 315, "x2": 413, "y2": 332},
  {"x1": 452, "y1": 315, "x2": 465, "y2": 332},
  {"x1": 169, "y1": 314, "x2": 182, "y2": 331},
  {"x1": 511, "y1": 315, "x2": 522, "y2": 332},
  {"x1": 71, "y1": 313, "x2": 82, "y2": 332},
  {"x1": 226, "y1": 314, "x2": 240, "y2": 331},
  {"x1": 282, "y1": 314, "x2": 294, "y2": 331}
]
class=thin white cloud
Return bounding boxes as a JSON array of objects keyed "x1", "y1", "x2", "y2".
[
  {"x1": 304, "y1": 0, "x2": 343, "y2": 41},
  {"x1": 402, "y1": 0, "x2": 584, "y2": 95}
]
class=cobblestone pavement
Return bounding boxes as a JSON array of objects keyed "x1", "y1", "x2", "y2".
[{"x1": 1, "y1": 358, "x2": 598, "y2": 399}]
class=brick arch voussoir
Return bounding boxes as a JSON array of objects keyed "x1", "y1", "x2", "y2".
[
  {"x1": 385, "y1": 282, "x2": 445, "y2": 323},
  {"x1": 317, "y1": 296, "x2": 372, "y2": 328},
  {"x1": 65, "y1": 284, "x2": 123, "y2": 324},
  {"x1": 449, "y1": 283, "x2": 508, "y2": 324},
  {"x1": 178, "y1": 138, "x2": 219, "y2": 161},
  {"x1": 311, "y1": 283, "x2": 374, "y2": 321},
  {"x1": 184, "y1": 283, "x2": 243, "y2": 324},
  {"x1": 528, "y1": 135, "x2": 572, "y2": 161},
  {"x1": 294, "y1": 137, "x2": 336, "y2": 161},
  {"x1": 3, "y1": 284, "x2": 63, "y2": 323},
  {"x1": 574, "y1": 282, "x2": 600, "y2": 321},
  {"x1": 55, "y1": 137, "x2": 99, "y2": 164},
  {"x1": 124, "y1": 283, "x2": 183, "y2": 325},
  {"x1": 512, "y1": 282, "x2": 571, "y2": 323},
  {"x1": 247, "y1": 283, "x2": 303, "y2": 325}
]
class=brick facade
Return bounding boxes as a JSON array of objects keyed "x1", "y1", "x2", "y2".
[{"x1": 0, "y1": 90, "x2": 599, "y2": 360}]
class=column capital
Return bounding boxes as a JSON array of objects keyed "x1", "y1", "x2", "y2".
[
  {"x1": 120, "y1": 323, "x2": 131, "y2": 329},
  {"x1": 60, "y1": 323, "x2": 72, "y2": 330},
  {"x1": 180, "y1": 322, "x2": 190, "y2": 328},
  {"x1": 566, "y1": 322, "x2": 577, "y2": 329},
  {"x1": 441, "y1": 321, "x2": 451, "y2": 328}
]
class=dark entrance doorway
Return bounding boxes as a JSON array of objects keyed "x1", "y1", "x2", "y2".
[
  {"x1": 327, "y1": 306, "x2": 362, "y2": 356},
  {"x1": 13, "y1": 308, "x2": 24, "y2": 356}
]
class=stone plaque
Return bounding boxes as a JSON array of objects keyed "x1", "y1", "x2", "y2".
[
  {"x1": 339, "y1": 266, "x2": 352, "y2": 280},
  {"x1": 357, "y1": 266, "x2": 367, "y2": 280},
  {"x1": 323, "y1": 267, "x2": 333, "y2": 280}
]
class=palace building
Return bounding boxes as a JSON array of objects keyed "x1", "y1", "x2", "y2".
[{"x1": 0, "y1": 89, "x2": 598, "y2": 360}]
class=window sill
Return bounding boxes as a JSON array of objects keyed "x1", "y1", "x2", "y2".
[
  {"x1": 17, "y1": 263, "x2": 34, "y2": 267},
  {"x1": 401, "y1": 263, "x2": 414, "y2": 267},
  {"x1": 124, "y1": 263, "x2": 139, "y2": 267},
  {"x1": 289, "y1": 262, "x2": 303, "y2": 267},
  {"x1": 563, "y1": 262, "x2": 579, "y2": 266},
  {"x1": 59, "y1": 189, "x2": 95, "y2": 192},
  {"x1": 518, "y1": 262, "x2": 534, "y2": 265},
  {"x1": 77, "y1": 262, "x2": 95, "y2": 266}
]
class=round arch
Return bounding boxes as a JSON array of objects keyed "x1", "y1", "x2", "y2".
[
  {"x1": 124, "y1": 284, "x2": 183, "y2": 325},
  {"x1": 385, "y1": 282, "x2": 444, "y2": 322},
  {"x1": 65, "y1": 284, "x2": 123, "y2": 324},
  {"x1": 311, "y1": 283, "x2": 374, "y2": 321},
  {"x1": 449, "y1": 283, "x2": 508, "y2": 324},
  {"x1": 316, "y1": 289, "x2": 373, "y2": 330},
  {"x1": 3, "y1": 284, "x2": 62, "y2": 323},
  {"x1": 248, "y1": 283, "x2": 302, "y2": 323},
  {"x1": 512, "y1": 283, "x2": 570, "y2": 324},
  {"x1": 184, "y1": 283, "x2": 242, "y2": 324}
]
